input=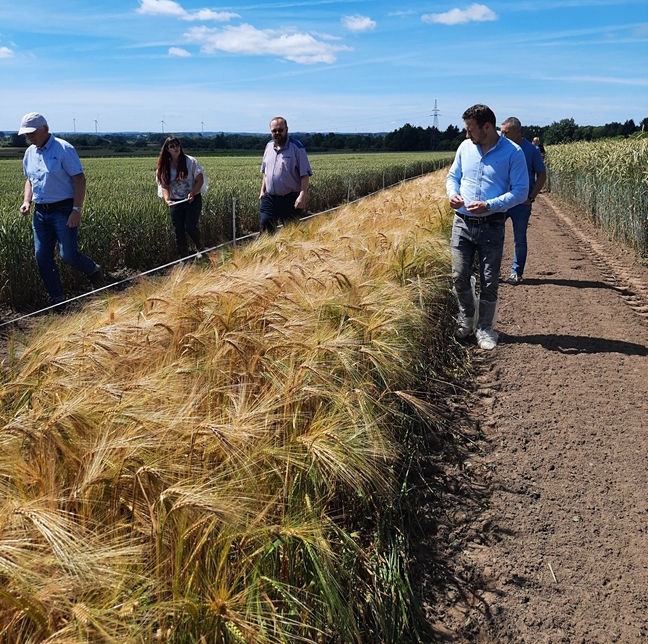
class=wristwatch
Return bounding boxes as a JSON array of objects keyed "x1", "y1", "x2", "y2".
[
  {"x1": 485, "y1": 201, "x2": 491, "y2": 212},
  {"x1": 72, "y1": 206, "x2": 82, "y2": 212}
]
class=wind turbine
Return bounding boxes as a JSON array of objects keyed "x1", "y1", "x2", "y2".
[
  {"x1": 161, "y1": 117, "x2": 167, "y2": 134},
  {"x1": 201, "y1": 120, "x2": 205, "y2": 136},
  {"x1": 73, "y1": 113, "x2": 76, "y2": 133},
  {"x1": 94, "y1": 115, "x2": 100, "y2": 134}
]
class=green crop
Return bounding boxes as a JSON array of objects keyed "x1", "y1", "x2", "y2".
[
  {"x1": 0, "y1": 152, "x2": 451, "y2": 309},
  {"x1": 546, "y1": 138, "x2": 648, "y2": 256}
]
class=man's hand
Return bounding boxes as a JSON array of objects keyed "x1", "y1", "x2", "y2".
[
  {"x1": 449, "y1": 194, "x2": 465, "y2": 209},
  {"x1": 294, "y1": 192, "x2": 307, "y2": 210},
  {"x1": 67, "y1": 210, "x2": 82, "y2": 228},
  {"x1": 466, "y1": 200, "x2": 489, "y2": 215},
  {"x1": 19, "y1": 202, "x2": 31, "y2": 215}
]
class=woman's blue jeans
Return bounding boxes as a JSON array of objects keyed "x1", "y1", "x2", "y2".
[{"x1": 33, "y1": 205, "x2": 97, "y2": 303}]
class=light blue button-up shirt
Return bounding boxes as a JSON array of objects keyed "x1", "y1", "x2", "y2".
[
  {"x1": 23, "y1": 135, "x2": 84, "y2": 204},
  {"x1": 446, "y1": 135, "x2": 529, "y2": 215}
]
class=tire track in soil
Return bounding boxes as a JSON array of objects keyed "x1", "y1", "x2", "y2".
[
  {"x1": 546, "y1": 194, "x2": 648, "y2": 321},
  {"x1": 416, "y1": 192, "x2": 648, "y2": 644}
]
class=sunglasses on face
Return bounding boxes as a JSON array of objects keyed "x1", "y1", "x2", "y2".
[
  {"x1": 167, "y1": 143, "x2": 180, "y2": 149},
  {"x1": 271, "y1": 128, "x2": 285, "y2": 133}
]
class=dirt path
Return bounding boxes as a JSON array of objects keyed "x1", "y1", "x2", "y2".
[{"x1": 418, "y1": 192, "x2": 648, "y2": 643}]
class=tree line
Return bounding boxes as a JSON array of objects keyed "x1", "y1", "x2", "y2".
[{"x1": 1, "y1": 116, "x2": 646, "y2": 154}]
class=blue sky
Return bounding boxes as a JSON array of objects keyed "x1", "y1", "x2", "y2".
[{"x1": 1, "y1": 0, "x2": 646, "y2": 134}]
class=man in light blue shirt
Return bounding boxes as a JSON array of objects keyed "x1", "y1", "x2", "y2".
[
  {"x1": 446, "y1": 104, "x2": 528, "y2": 349},
  {"x1": 18, "y1": 112, "x2": 103, "y2": 307},
  {"x1": 500, "y1": 117, "x2": 547, "y2": 284}
]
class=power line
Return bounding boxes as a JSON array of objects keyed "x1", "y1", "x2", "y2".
[{"x1": 430, "y1": 99, "x2": 440, "y2": 150}]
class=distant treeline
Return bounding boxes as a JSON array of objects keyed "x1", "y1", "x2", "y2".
[{"x1": 1, "y1": 116, "x2": 646, "y2": 153}]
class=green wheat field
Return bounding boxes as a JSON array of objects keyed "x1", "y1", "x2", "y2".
[{"x1": 0, "y1": 152, "x2": 452, "y2": 309}]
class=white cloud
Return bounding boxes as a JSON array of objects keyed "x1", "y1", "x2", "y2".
[
  {"x1": 137, "y1": 0, "x2": 239, "y2": 22},
  {"x1": 169, "y1": 47, "x2": 191, "y2": 57},
  {"x1": 185, "y1": 24, "x2": 351, "y2": 64},
  {"x1": 342, "y1": 15, "x2": 376, "y2": 33},
  {"x1": 0, "y1": 46, "x2": 14, "y2": 58},
  {"x1": 422, "y1": 4, "x2": 497, "y2": 26},
  {"x1": 137, "y1": 0, "x2": 186, "y2": 18},
  {"x1": 183, "y1": 10, "x2": 239, "y2": 22},
  {"x1": 311, "y1": 32, "x2": 343, "y2": 41}
]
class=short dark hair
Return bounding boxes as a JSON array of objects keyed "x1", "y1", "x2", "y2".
[{"x1": 462, "y1": 104, "x2": 496, "y2": 129}]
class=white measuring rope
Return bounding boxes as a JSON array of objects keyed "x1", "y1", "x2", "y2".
[
  {"x1": 0, "y1": 164, "x2": 446, "y2": 330},
  {"x1": 0, "y1": 241, "x2": 249, "y2": 329}
]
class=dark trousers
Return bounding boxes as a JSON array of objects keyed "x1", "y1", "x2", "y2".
[
  {"x1": 169, "y1": 194, "x2": 203, "y2": 257},
  {"x1": 260, "y1": 192, "x2": 301, "y2": 234}
]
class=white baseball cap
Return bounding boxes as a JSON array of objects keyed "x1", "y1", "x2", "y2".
[{"x1": 18, "y1": 112, "x2": 48, "y2": 135}]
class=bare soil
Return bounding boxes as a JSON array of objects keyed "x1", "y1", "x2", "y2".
[{"x1": 415, "y1": 193, "x2": 648, "y2": 643}]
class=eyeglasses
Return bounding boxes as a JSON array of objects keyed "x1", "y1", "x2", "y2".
[{"x1": 271, "y1": 128, "x2": 285, "y2": 133}]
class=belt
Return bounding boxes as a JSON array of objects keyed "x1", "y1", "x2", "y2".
[
  {"x1": 455, "y1": 211, "x2": 506, "y2": 225},
  {"x1": 35, "y1": 198, "x2": 74, "y2": 212},
  {"x1": 268, "y1": 191, "x2": 299, "y2": 198}
]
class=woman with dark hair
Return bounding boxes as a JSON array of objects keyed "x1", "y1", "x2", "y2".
[{"x1": 156, "y1": 136, "x2": 206, "y2": 257}]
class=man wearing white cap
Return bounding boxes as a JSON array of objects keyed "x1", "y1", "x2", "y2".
[{"x1": 18, "y1": 112, "x2": 103, "y2": 306}]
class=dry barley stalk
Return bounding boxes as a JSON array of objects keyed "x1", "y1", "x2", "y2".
[{"x1": 0, "y1": 170, "x2": 456, "y2": 643}]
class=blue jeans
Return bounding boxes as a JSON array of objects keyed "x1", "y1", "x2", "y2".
[
  {"x1": 451, "y1": 213, "x2": 505, "y2": 328},
  {"x1": 506, "y1": 203, "x2": 532, "y2": 276},
  {"x1": 33, "y1": 204, "x2": 98, "y2": 303}
]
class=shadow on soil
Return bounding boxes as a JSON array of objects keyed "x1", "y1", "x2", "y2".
[
  {"x1": 501, "y1": 333, "x2": 648, "y2": 356},
  {"x1": 520, "y1": 277, "x2": 634, "y2": 296}
]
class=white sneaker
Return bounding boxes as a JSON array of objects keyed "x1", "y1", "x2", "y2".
[
  {"x1": 506, "y1": 272, "x2": 522, "y2": 285},
  {"x1": 476, "y1": 328, "x2": 498, "y2": 350},
  {"x1": 455, "y1": 315, "x2": 475, "y2": 339}
]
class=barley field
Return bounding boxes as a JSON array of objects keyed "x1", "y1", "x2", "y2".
[
  {"x1": 546, "y1": 137, "x2": 648, "y2": 256},
  {"x1": 0, "y1": 152, "x2": 452, "y2": 309},
  {"x1": 0, "y1": 170, "x2": 462, "y2": 643}
]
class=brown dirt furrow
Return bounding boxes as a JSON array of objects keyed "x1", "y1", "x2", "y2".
[
  {"x1": 419, "y1": 192, "x2": 648, "y2": 643},
  {"x1": 546, "y1": 194, "x2": 648, "y2": 319}
]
